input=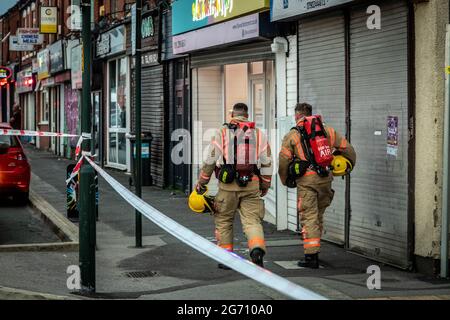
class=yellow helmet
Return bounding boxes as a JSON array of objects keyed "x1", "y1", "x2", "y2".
[
  {"x1": 188, "y1": 187, "x2": 215, "y2": 214},
  {"x1": 331, "y1": 155, "x2": 353, "y2": 176}
]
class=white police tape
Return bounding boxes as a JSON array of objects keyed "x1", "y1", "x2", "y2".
[
  {"x1": 0, "y1": 128, "x2": 80, "y2": 138},
  {"x1": 65, "y1": 156, "x2": 84, "y2": 185},
  {"x1": 66, "y1": 151, "x2": 98, "y2": 185},
  {"x1": 84, "y1": 156, "x2": 327, "y2": 300}
]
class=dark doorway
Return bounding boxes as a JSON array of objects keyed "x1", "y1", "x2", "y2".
[{"x1": 170, "y1": 58, "x2": 190, "y2": 194}]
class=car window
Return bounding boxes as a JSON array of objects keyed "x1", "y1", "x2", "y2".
[{"x1": 0, "y1": 135, "x2": 19, "y2": 148}]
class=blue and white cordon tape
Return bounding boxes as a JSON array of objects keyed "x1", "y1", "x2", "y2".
[{"x1": 84, "y1": 156, "x2": 327, "y2": 300}]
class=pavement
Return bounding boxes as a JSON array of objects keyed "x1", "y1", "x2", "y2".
[{"x1": 0, "y1": 144, "x2": 450, "y2": 300}]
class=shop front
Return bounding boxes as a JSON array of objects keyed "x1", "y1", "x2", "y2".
[
  {"x1": 16, "y1": 67, "x2": 36, "y2": 143},
  {"x1": 0, "y1": 64, "x2": 18, "y2": 125},
  {"x1": 163, "y1": 6, "x2": 190, "y2": 193},
  {"x1": 271, "y1": 0, "x2": 413, "y2": 268},
  {"x1": 134, "y1": 11, "x2": 165, "y2": 187},
  {"x1": 172, "y1": 0, "x2": 280, "y2": 219},
  {"x1": 96, "y1": 24, "x2": 130, "y2": 171},
  {"x1": 48, "y1": 40, "x2": 66, "y2": 155},
  {"x1": 36, "y1": 48, "x2": 51, "y2": 150}
]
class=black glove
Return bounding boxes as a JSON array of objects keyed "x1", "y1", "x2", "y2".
[{"x1": 196, "y1": 183, "x2": 207, "y2": 195}]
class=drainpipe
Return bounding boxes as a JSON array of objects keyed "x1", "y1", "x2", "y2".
[
  {"x1": 442, "y1": 21, "x2": 450, "y2": 278},
  {"x1": 157, "y1": 2, "x2": 163, "y2": 64}
]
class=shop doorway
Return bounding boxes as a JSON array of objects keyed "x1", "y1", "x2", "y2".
[
  {"x1": 192, "y1": 60, "x2": 276, "y2": 217},
  {"x1": 172, "y1": 59, "x2": 190, "y2": 193}
]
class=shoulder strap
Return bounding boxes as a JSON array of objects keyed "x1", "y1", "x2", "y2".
[
  {"x1": 290, "y1": 126, "x2": 310, "y2": 162},
  {"x1": 310, "y1": 116, "x2": 327, "y2": 139}
]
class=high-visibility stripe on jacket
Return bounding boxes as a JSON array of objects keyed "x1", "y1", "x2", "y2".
[
  {"x1": 197, "y1": 116, "x2": 273, "y2": 191},
  {"x1": 278, "y1": 118, "x2": 356, "y2": 186}
]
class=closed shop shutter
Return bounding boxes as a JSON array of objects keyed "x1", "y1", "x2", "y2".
[
  {"x1": 349, "y1": 1, "x2": 409, "y2": 267},
  {"x1": 142, "y1": 64, "x2": 165, "y2": 187},
  {"x1": 191, "y1": 42, "x2": 274, "y2": 69},
  {"x1": 296, "y1": 13, "x2": 347, "y2": 244},
  {"x1": 191, "y1": 66, "x2": 223, "y2": 195}
]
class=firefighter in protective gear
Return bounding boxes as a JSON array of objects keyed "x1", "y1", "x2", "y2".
[
  {"x1": 278, "y1": 103, "x2": 356, "y2": 268},
  {"x1": 195, "y1": 103, "x2": 273, "y2": 269}
]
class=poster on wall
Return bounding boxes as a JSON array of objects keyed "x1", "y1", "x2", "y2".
[
  {"x1": 50, "y1": 40, "x2": 65, "y2": 74},
  {"x1": 387, "y1": 116, "x2": 399, "y2": 157},
  {"x1": 65, "y1": 84, "x2": 79, "y2": 148}
]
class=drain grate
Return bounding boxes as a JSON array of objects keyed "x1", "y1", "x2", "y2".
[{"x1": 124, "y1": 270, "x2": 159, "y2": 278}]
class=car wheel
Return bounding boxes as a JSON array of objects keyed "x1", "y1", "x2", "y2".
[{"x1": 15, "y1": 192, "x2": 29, "y2": 205}]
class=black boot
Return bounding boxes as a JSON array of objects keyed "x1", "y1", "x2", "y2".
[
  {"x1": 218, "y1": 263, "x2": 232, "y2": 270},
  {"x1": 297, "y1": 253, "x2": 319, "y2": 269},
  {"x1": 250, "y1": 248, "x2": 265, "y2": 268}
]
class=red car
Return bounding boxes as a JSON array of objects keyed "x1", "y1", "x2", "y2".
[{"x1": 0, "y1": 123, "x2": 30, "y2": 203}]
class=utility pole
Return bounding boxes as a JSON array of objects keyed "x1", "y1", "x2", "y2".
[
  {"x1": 135, "y1": 0, "x2": 143, "y2": 248},
  {"x1": 79, "y1": 0, "x2": 96, "y2": 292}
]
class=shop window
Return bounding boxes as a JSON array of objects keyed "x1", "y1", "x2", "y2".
[
  {"x1": 224, "y1": 63, "x2": 248, "y2": 123},
  {"x1": 250, "y1": 61, "x2": 264, "y2": 75},
  {"x1": 194, "y1": 61, "x2": 275, "y2": 127},
  {"x1": 118, "y1": 58, "x2": 128, "y2": 128},
  {"x1": 41, "y1": 91, "x2": 49, "y2": 123},
  {"x1": 108, "y1": 57, "x2": 128, "y2": 167},
  {"x1": 109, "y1": 60, "x2": 117, "y2": 127}
]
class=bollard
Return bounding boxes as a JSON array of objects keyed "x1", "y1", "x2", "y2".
[{"x1": 79, "y1": 162, "x2": 96, "y2": 293}]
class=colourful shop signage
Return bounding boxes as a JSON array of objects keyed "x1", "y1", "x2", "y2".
[
  {"x1": 37, "y1": 49, "x2": 50, "y2": 80},
  {"x1": 172, "y1": 0, "x2": 270, "y2": 35},
  {"x1": 0, "y1": 66, "x2": 13, "y2": 81},
  {"x1": 17, "y1": 68, "x2": 35, "y2": 94},
  {"x1": 270, "y1": 0, "x2": 355, "y2": 21}
]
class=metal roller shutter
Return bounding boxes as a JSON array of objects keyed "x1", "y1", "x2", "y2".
[
  {"x1": 297, "y1": 13, "x2": 347, "y2": 244},
  {"x1": 349, "y1": 1, "x2": 409, "y2": 268},
  {"x1": 142, "y1": 65, "x2": 165, "y2": 188},
  {"x1": 191, "y1": 66, "x2": 223, "y2": 195},
  {"x1": 190, "y1": 42, "x2": 274, "y2": 69}
]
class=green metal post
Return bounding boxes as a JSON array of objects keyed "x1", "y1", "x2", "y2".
[
  {"x1": 79, "y1": 0, "x2": 96, "y2": 292},
  {"x1": 135, "y1": 0, "x2": 143, "y2": 248},
  {"x1": 79, "y1": 162, "x2": 96, "y2": 292}
]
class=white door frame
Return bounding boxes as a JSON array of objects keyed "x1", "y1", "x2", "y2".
[
  {"x1": 249, "y1": 61, "x2": 277, "y2": 220},
  {"x1": 106, "y1": 56, "x2": 130, "y2": 171}
]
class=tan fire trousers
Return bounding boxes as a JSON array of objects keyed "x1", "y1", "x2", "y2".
[
  {"x1": 214, "y1": 189, "x2": 266, "y2": 253},
  {"x1": 298, "y1": 182, "x2": 335, "y2": 254}
]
